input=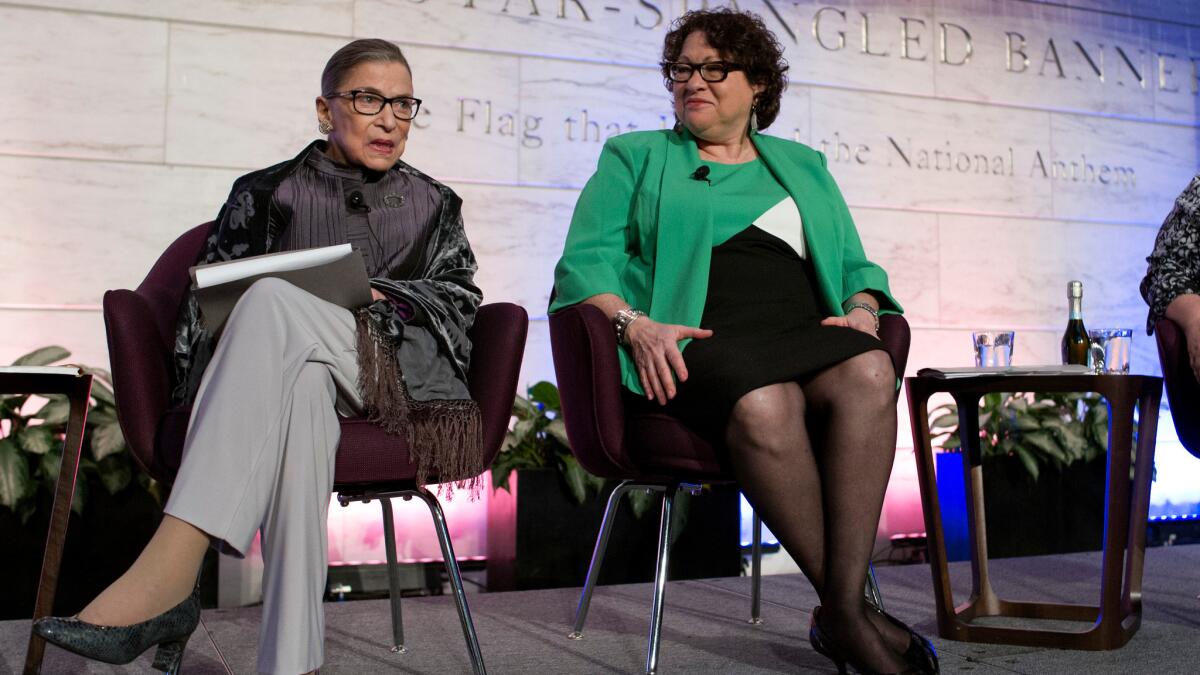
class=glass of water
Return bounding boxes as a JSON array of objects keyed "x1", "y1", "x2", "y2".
[
  {"x1": 973, "y1": 331, "x2": 1015, "y2": 368},
  {"x1": 1088, "y1": 328, "x2": 1133, "y2": 374}
]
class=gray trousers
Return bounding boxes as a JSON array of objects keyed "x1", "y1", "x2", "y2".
[{"x1": 165, "y1": 278, "x2": 362, "y2": 675}]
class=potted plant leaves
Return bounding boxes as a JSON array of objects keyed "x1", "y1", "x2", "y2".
[
  {"x1": 0, "y1": 346, "x2": 162, "y2": 619},
  {"x1": 929, "y1": 391, "x2": 1112, "y2": 558}
]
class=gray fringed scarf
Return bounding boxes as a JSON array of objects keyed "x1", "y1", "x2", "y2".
[{"x1": 353, "y1": 310, "x2": 483, "y2": 492}]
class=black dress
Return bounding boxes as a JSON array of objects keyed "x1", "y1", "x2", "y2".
[{"x1": 635, "y1": 224, "x2": 886, "y2": 438}]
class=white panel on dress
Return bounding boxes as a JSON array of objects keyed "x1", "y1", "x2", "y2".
[{"x1": 752, "y1": 197, "x2": 807, "y2": 260}]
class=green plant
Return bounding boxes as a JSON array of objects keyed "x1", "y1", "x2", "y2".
[
  {"x1": 929, "y1": 391, "x2": 1109, "y2": 482},
  {"x1": 0, "y1": 346, "x2": 158, "y2": 523},
  {"x1": 493, "y1": 381, "x2": 653, "y2": 517}
]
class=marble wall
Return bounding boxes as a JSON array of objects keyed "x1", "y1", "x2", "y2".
[{"x1": 2, "y1": 0, "x2": 1197, "y2": 574}]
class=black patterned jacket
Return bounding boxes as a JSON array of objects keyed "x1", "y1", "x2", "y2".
[
  {"x1": 1142, "y1": 175, "x2": 1200, "y2": 335},
  {"x1": 171, "y1": 141, "x2": 481, "y2": 404}
]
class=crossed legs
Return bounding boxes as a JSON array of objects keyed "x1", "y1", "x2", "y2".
[
  {"x1": 77, "y1": 279, "x2": 360, "y2": 675},
  {"x1": 724, "y1": 349, "x2": 905, "y2": 672}
]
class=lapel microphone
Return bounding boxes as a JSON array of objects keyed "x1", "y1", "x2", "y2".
[
  {"x1": 345, "y1": 190, "x2": 370, "y2": 213},
  {"x1": 690, "y1": 165, "x2": 711, "y2": 184}
]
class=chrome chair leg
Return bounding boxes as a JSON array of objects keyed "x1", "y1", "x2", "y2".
[
  {"x1": 645, "y1": 483, "x2": 680, "y2": 675},
  {"x1": 411, "y1": 489, "x2": 487, "y2": 675},
  {"x1": 745, "y1": 508, "x2": 882, "y2": 624},
  {"x1": 866, "y1": 562, "x2": 884, "y2": 611},
  {"x1": 749, "y1": 511, "x2": 763, "y2": 625},
  {"x1": 379, "y1": 497, "x2": 407, "y2": 654},
  {"x1": 570, "y1": 480, "x2": 663, "y2": 639}
]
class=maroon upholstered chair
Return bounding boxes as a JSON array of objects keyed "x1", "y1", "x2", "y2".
[
  {"x1": 549, "y1": 303, "x2": 911, "y2": 674},
  {"x1": 103, "y1": 223, "x2": 527, "y2": 675},
  {"x1": 1155, "y1": 317, "x2": 1200, "y2": 458}
]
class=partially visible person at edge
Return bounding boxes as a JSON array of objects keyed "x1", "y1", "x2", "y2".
[
  {"x1": 550, "y1": 9, "x2": 936, "y2": 675},
  {"x1": 34, "y1": 39, "x2": 483, "y2": 675},
  {"x1": 1143, "y1": 175, "x2": 1200, "y2": 383}
]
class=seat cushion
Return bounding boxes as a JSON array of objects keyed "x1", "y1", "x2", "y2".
[
  {"x1": 157, "y1": 407, "x2": 446, "y2": 487},
  {"x1": 623, "y1": 410, "x2": 732, "y2": 482},
  {"x1": 332, "y1": 417, "x2": 419, "y2": 484}
]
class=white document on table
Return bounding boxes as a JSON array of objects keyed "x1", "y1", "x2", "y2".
[{"x1": 918, "y1": 365, "x2": 1094, "y2": 379}]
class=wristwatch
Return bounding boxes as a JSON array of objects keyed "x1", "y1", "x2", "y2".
[
  {"x1": 844, "y1": 302, "x2": 880, "y2": 333},
  {"x1": 613, "y1": 308, "x2": 646, "y2": 345}
]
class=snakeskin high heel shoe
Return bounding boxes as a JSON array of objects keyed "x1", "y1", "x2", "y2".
[{"x1": 32, "y1": 585, "x2": 200, "y2": 674}]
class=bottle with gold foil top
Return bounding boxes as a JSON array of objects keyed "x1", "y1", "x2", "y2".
[{"x1": 1061, "y1": 280, "x2": 1089, "y2": 366}]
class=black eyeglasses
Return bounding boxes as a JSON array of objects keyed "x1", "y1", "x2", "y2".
[
  {"x1": 661, "y1": 61, "x2": 745, "y2": 83},
  {"x1": 324, "y1": 90, "x2": 422, "y2": 120}
]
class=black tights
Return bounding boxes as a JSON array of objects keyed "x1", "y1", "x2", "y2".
[{"x1": 724, "y1": 349, "x2": 907, "y2": 673}]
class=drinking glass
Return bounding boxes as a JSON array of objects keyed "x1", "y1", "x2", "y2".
[
  {"x1": 972, "y1": 331, "x2": 1015, "y2": 368},
  {"x1": 1088, "y1": 328, "x2": 1133, "y2": 374}
]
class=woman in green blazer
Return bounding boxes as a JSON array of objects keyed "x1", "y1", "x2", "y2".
[{"x1": 551, "y1": 9, "x2": 934, "y2": 675}]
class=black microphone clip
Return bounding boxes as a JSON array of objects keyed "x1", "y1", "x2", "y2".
[
  {"x1": 346, "y1": 190, "x2": 370, "y2": 212},
  {"x1": 690, "y1": 165, "x2": 711, "y2": 184}
]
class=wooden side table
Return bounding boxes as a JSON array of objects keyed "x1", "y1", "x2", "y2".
[
  {"x1": 0, "y1": 368, "x2": 94, "y2": 675},
  {"x1": 906, "y1": 374, "x2": 1162, "y2": 650}
]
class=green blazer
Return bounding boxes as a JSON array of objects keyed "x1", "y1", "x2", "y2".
[{"x1": 550, "y1": 129, "x2": 902, "y2": 395}]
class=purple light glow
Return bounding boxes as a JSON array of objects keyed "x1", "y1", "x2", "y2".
[{"x1": 326, "y1": 472, "x2": 494, "y2": 565}]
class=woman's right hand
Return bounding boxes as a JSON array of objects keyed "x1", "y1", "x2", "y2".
[{"x1": 625, "y1": 318, "x2": 713, "y2": 405}]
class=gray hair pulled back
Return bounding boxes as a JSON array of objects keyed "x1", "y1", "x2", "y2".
[{"x1": 321, "y1": 39, "x2": 410, "y2": 95}]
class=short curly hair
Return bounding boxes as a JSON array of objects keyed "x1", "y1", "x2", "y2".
[{"x1": 661, "y1": 8, "x2": 789, "y2": 130}]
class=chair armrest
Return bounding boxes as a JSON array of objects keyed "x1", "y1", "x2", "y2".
[
  {"x1": 548, "y1": 303, "x2": 633, "y2": 477},
  {"x1": 103, "y1": 289, "x2": 173, "y2": 479},
  {"x1": 879, "y1": 314, "x2": 911, "y2": 384},
  {"x1": 1156, "y1": 318, "x2": 1200, "y2": 458},
  {"x1": 467, "y1": 303, "x2": 529, "y2": 466}
]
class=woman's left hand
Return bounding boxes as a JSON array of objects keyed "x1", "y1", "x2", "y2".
[{"x1": 820, "y1": 308, "x2": 878, "y2": 336}]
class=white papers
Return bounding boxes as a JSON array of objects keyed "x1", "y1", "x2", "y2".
[
  {"x1": 189, "y1": 245, "x2": 372, "y2": 334},
  {"x1": 0, "y1": 366, "x2": 83, "y2": 376},
  {"x1": 918, "y1": 365, "x2": 1094, "y2": 379},
  {"x1": 190, "y1": 244, "x2": 355, "y2": 289}
]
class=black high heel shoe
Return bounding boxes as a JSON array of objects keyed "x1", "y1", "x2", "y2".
[
  {"x1": 866, "y1": 605, "x2": 939, "y2": 675},
  {"x1": 809, "y1": 606, "x2": 920, "y2": 675},
  {"x1": 32, "y1": 586, "x2": 200, "y2": 674}
]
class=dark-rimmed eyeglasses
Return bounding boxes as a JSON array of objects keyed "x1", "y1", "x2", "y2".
[
  {"x1": 661, "y1": 61, "x2": 745, "y2": 83},
  {"x1": 324, "y1": 90, "x2": 422, "y2": 120}
]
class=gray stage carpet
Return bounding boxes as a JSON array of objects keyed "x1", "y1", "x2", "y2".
[{"x1": 4, "y1": 544, "x2": 1198, "y2": 674}]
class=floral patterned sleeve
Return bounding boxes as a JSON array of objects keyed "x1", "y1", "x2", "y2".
[{"x1": 1141, "y1": 175, "x2": 1200, "y2": 334}]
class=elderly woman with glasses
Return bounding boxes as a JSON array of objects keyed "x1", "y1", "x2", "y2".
[
  {"x1": 552, "y1": 9, "x2": 934, "y2": 675},
  {"x1": 35, "y1": 39, "x2": 482, "y2": 675}
]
